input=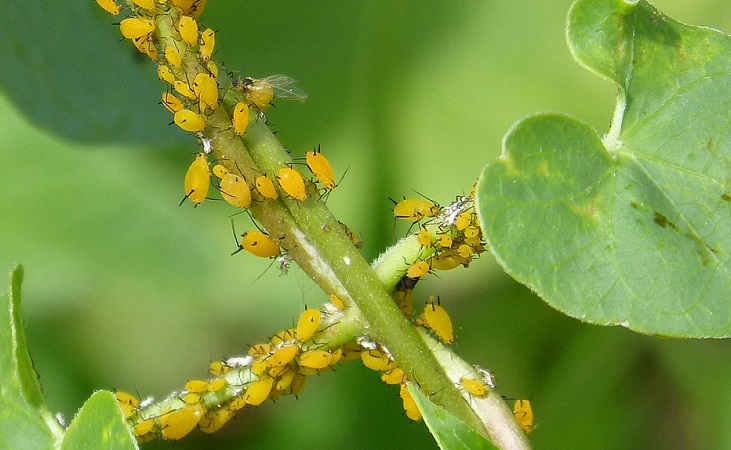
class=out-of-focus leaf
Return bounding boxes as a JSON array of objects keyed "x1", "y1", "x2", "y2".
[
  {"x1": 477, "y1": 0, "x2": 731, "y2": 337},
  {"x1": 61, "y1": 390, "x2": 137, "y2": 450},
  {"x1": 408, "y1": 385, "x2": 498, "y2": 450},
  {"x1": 0, "y1": 264, "x2": 62, "y2": 448},
  {"x1": 0, "y1": 2, "x2": 185, "y2": 146}
]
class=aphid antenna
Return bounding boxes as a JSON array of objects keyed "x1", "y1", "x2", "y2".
[{"x1": 411, "y1": 190, "x2": 440, "y2": 206}]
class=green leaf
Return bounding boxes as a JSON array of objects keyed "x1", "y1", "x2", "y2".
[
  {"x1": 0, "y1": 2, "x2": 185, "y2": 146},
  {"x1": 0, "y1": 264, "x2": 62, "y2": 447},
  {"x1": 408, "y1": 385, "x2": 498, "y2": 450},
  {"x1": 61, "y1": 390, "x2": 137, "y2": 450},
  {"x1": 477, "y1": 0, "x2": 731, "y2": 337}
]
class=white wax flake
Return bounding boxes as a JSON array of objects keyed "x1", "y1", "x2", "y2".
[
  {"x1": 195, "y1": 132, "x2": 213, "y2": 154},
  {"x1": 226, "y1": 356, "x2": 253, "y2": 367},
  {"x1": 343, "y1": 256, "x2": 351, "y2": 265}
]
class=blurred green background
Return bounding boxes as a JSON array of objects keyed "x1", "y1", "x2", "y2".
[{"x1": 1, "y1": 1, "x2": 731, "y2": 448}]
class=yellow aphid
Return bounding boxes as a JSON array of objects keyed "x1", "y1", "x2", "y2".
[
  {"x1": 236, "y1": 75, "x2": 308, "y2": 110},
  {"x1": 438, "y1": 234, "x2": 453, "y2": 248},
  {"x1": 457, "y1": 244, "x2": 474, "y2": 259},
  {"x1": 220, "y1": 173, "x2": 251, "y2": 208},
  {"x1": 199, "y1": 28, "x2": 215, "y2": 61},
  {"x1": 185, "y1": 379, "x2": 209, "y2": 393},
  {"x1": 229, "y1": 396, "x2": 246, "y2": 411},
  {"x1": 248, "y1": 343, "x2": 272, "y2": 357},
  {"x1": 209, "y1": 361, "x2": 231, "y2": 376},
  {"x1": 173, "y1": 80, "x2": 196, "y2": 100},
  {"x1": 459, "y1": 377, "x2": 486, "y2": 397},
  {"x1": 254, "y1": 175, "x2": 278, "y2": 199},
  {"x1": 268, "y1": 364, "x2": 289, "y2": 378},
  {"x1": 278, "y1": 166, "x2": 307, "y2": 201},
  {"x1": 119, "y1": 18, "x2": 155, "y2": 40},
  {"x1": 455, "y1": 212, "x2": 472, "y2": 231},
  {"x1": 182, "y1": 153, "x2": 209, "y2": 205},
  {"x1": 329, "y1": 294, "x2": 345, "y2": 310},
  {"x1": 177, "y1": 15, "x2": 199, "y2": 46},
  {"x1": 430, "y1": 253, "x2": 470, "y2": 271},
  {"x1": 96, "y1": 0, "x2": 121, "y2": 15},
  {"x1": 290, "y1": 373, "x2": 307, "y2": 397},
  {"x1": 132, "y1": 35, "x2": 158, "y2": 60},
  {"x1": 158, "y1": 65, "x2": 175, "y2": 84},
  {"x1": 416, "y1": 228, "x2": 432, "y2": 247},
  {"x1": 131, "y1": 0, "x2": 155, "y2": 11},
  {"x1": 198, "y1": 407, "x2": 235, "y2": 434},
  {"x1": 133, "y1": 418, "x2": 155, "y2": 437},
  {"x1": 232, "y1": 101, "x2": 249, "y2": 135},
  {"x1": 206, "y1": 60, "x2": 218, "y2": 77},
  {"x1": 193, "y1": 73, "x2": 218, "y2": 110},
  {"x1": 306, "y1": 145, "x2": 336, "y2": 190},
  {"x1": 393, "y1": 198, "x2": 441, "y2": 221},
  {"x1": 514, "y1": 399, "x2": 534, "y2": 434},
  {"x1": 269, "y1": 344, "x2": 299, "y2": 367},
  {"x1": 236, "y1": 230, "x2": 280, "y2": 258},
  {"x1": 190, "y1": 0, "x2": 206, "y2": 17},
  {"x1": 244, "y1": 377, "x2": 274, "y2": 406},
  {"x1": 298, "y1": 350, "x2": 332, "y2": 369},
  {"x1": 208, "y1": 378, "x2": 226, "y2": 392},
  {"x1": 159, "y1": 404, "x2": 206, "y2": 440},
  {"x1": 181, "y1": 392, "x2": 201, "y2": 405},
  {"x1": 381, "y1": 367, "x2": 405, "y2": 385},
  {"x1": 296, "y1": 309, "x2": 321, "y2": 342},
  {"x1": 464, "y1": 225, "x2": 480, "y2": 239},
  {"x1": 400, "y1": 384, "x2": 422, "y2": 422},
  {"x1": 172, "y1": 0, "x2": 195, "y2": 10},
  {"x1": 212, "y1": 164, "x2": 228, "y2": 179},
  {"x1": 360, "y1": 350, "x2": 394, "y2": 373},
  {"x1": 423, "y1": 298, "x2": 454, "y2": 344},
  {"x1": 407, "y1": 260, "x2": 430, "y2": 279},
  {"x1": 275, "y1": 369, "x2": 297, "y2": 391},
  {"x1": 114, "y1": 390, "x2": 138, "y2": 418},
  {"x1": 174, "y1": 109, "x2": 206, "y2": 132},
  {"x1": 251, "y1": 360, "x2": 268, "y2": 376},
  {"x1": 165, "y1": 44, "x2": 182, "y2": 68}
]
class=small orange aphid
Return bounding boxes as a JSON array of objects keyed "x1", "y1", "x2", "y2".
[
  {"x1": 199, "y1": 28, "x2": 215, "y2": 61},
  {"x1": 165, "y1": 44, "x2": 182, "y2": 68},
  {"x1": 119, "y1": 18, "x2": 155, "y2": 40},
  {"x1": 306, "y1": 145, "x2": 336, "y2": 190},
  {"x1": 278, "y1": 166, "x2": 307, "y2": 201},
  {"x1": 96, "y1": 0, "x2": 121, "y2": 15},
  {"x1": 219, "y1": 173, "x2": 251, "y2": 208},
  {"x1": 244, "y1": 377, "x2": 274, "y2": 406},
  {"x1": 182, "y1": 153, "x2": 209, "y2": 205},
  {"x1": 269, "y1": 343, "x2": 299, "y2": 367},
  {"x1": 400, "y1": 384, "x2": 422, "y2": 421},
  {"x1": 177, "y1": 15, "x2": 199, "y2": 47},
  {"x1": 329, "y1": 294, "x2": 345, "y2": 310},
  {"x1": 416, "y1": 228, "x2": 432, "y2": 247},
  {"x1": 159, "y1": 404, "x2": 206, "y2": 440},
  {"x1": 131, "y1": 0, "x2": 155, "y2": 11},
  {"x1": 232, "y1": 101, "x2": 250, "y2": 135},
  {"x1": 514, "y1": 399, "x2": 534, "y2": 435},
  {"x1": 174, "y1": 109, "x2": 206, "y2": 133},
  {"x1": 297, "y1": 350, "x2": 332, "y2": 369},
  {"x1": 193, "y1": 73, "x2": 219, "y2": 111},
  {"x1": 459, "y1": 377, "x2": 486, "y2": 397},
  {"x1": 407, "y1": 260, "x2": 430, "y2": 279}
]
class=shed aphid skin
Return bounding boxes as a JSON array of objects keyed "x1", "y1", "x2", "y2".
[
  {"x1": 306, "y1": 144, "x2": 336, "y2": 190},
  {"x1": 234, "y1": 75, "x2": 308, "y2": 110},
  {"x1": 119, "y1": 18, "x2": 155, "y2": 40},
  {"x1": 177, "y1": 15, "x2": 199, "y2": 47},
  {"x1": 199, "y1": 28, "x2": 215, "y2": 61},
  {"x1": 391, "y1": 197, "x2": 442, "y2": 221},
  {"x1": 181, "y1": 152, "x2": 210, "y2": 206},
  {"x1": 174, "y1": 109, "x2": 206, "y2": 132},
  {"x1": 296, "y1": 308, "x2": 321, "y2": 342},
  {"x1": 513, "y1": 399, "x2": 534, "y2": 435},
  {"x1": 232, "y1": 230, "x2": 281, "y2": 258},
  {"x1": 254, "y1": 174, "x2": 278, "y2": 199},
  {"x1": 278, "y1": 166, "x2": 307, "y2": 201},
  {"x1": 96, "y1": 0, "x2": 121, "y2": 15},
  {"x1": 421, "y1": 296, "x2": 455, "y2": 344},
  {"x1": 232, "y1": 101, "x2": 250, "y2": 135}
]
